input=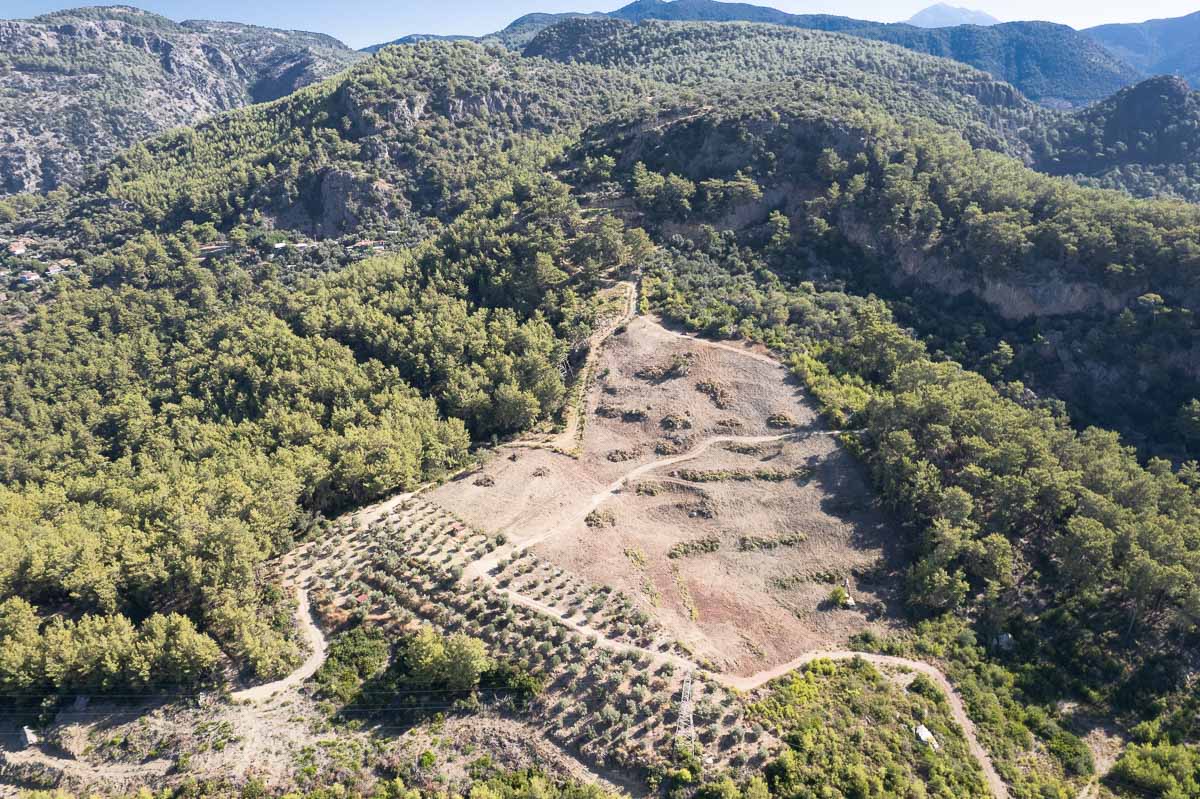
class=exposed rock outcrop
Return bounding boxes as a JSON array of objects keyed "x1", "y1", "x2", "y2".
[{"x1": 0, "y1": 6, "x2": 364, "y2": 195}]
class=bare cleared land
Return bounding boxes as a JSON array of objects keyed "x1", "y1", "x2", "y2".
[{"x1": 434, "y1": 314, "x2": 901, "y2": 676}]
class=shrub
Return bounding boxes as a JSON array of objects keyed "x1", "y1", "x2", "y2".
[
  {"x1": 313, "y1": 627, "x2": 390, "y2": 704},
  {"x1": 668, "y1": 537, "x2": 721, "y2": 559},
  {"x1": 585, "y1": 509, "x2": 617, "y2": 528},
  {"x1": 766, "y1": 413, "x2": 797, "y2": 429},
  {"x1": 696, "y1": 380, "x2": 731, "y2": 409}
]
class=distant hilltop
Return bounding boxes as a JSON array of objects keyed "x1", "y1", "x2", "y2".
[{"x1": 906, "y1": 3, "x2": 1000, "y2": 28}]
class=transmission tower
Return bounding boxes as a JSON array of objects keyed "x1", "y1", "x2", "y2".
[{"x1": 678, "y1": 670, "x2": 696, "y2": 755}]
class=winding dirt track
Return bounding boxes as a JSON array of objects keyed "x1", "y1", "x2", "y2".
[
  {"x1": 231, "y1": 584, "x2": 327, "y2": 703},
  {"x1": 0, "y1": 748, "x2": 172, "y2": 789},
  {"x1": 655, "y1": 324, "x2": 785, "y2": 368},
  {"x1": 508, "y1": 282, "x2": 638, "y2": 454},
  {"x1": 720, "y1": 651, "x2": 1006, "y2": 798}
]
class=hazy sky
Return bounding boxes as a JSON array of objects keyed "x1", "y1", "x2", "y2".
[{"x1": 5, "y1": 1, "x2": 1198, "y2": 48}]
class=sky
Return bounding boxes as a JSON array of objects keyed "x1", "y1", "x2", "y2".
[{"x1": 4, "y1": 0, "x2": 1198, "y2": 49}]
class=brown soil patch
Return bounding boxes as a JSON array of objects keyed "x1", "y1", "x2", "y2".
[
  {"x1": 536, "y1": 435, "x2": 901, "y2": 675},
  {"x1": 431, "y1": 316, "x2": 902, "y2": 676}
]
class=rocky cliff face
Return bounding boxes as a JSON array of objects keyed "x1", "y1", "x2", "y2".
[
  {"x1": 875, "y1": 229, "x2": 1137, "y2": 320},
  {"x1": 0, "y1": 6, "x2": 363, "y2": 195}
]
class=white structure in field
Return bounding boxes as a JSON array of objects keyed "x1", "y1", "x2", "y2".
[
  {"x1": 915, "y1": 724, "x2": 941, "y2": 751},
  {"x1": 678, "y1": 671, "x2": 696, "y2": 754}
]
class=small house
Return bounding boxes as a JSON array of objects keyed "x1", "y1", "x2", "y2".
[
  {"x1": 21, "y1": 726, "x2": 39, "y2": 747},
  {"x1": 17, "y1": 270, "x2": 41, "y2": 284}
]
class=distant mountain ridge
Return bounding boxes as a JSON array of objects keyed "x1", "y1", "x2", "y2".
[
  {"x1": 363, "y1": 12, "x2": 608, "y2": 52},
  {"x1": 605, "y1": 1, "x2": 1138, "y2": 106},
  {"x1": 1085, "y1": 11, "x2": 1200, "y2": 90},
  {"x1": 361, "y1": 33, "x2": 475, "y2": 53},
  {"x1": 524, "y1": 17, "x2": 1046, "y2": 159},
  {"x1": 613, "y1": 0, "x2": 800, "y2": 24},
  {"x1": 906, "y1": 4, "x2": 999, "y2": 28},
  {"x1": 364, "y1": 0, "x2": 1140, "y2": 107},
  {"x1": 0, "y1": 5, "x2": 363, "y2": 195}
]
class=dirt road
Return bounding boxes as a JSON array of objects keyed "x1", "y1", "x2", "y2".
[
  {"x1": 654, "y1": 321, "x2": 786, "y2": 369},
  {"x1": 0, "y1": 747, "x2": 171, "y2": 792},
  {"x1": 508, "y1": 281, "x2": 637, "y2": 455},
  {"x1": 465, "y1": 432, "x2": 801, "y2": 581},
  {"x1": 231, "y1": 584, "x2": 327, "y2": 703},
  {"x1": 249, "y1": 580, "x2": 1010, "y2": 799},
  {"x1": 489, "y1": 573, "x2": 1008, "y2": 797},
  {"x1": 718, "y1": 651, "x2": 1007, "y2": 798}
]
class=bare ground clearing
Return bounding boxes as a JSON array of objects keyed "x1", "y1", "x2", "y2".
[
  {"x1": 435, "y1": 313, "x2": 899, "y2": 676},
  {"x1": 537, "y1": 434, "x2": 903, "y2": 675},
  {"x1": 422, "y1": 307, "x2": 1008, "y2": 797}
]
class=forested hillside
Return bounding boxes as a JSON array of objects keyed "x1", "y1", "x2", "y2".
[
  {"x1": 601, "y1": 0, "x2": 1139, "y2": 107},
  {"x1": 524, "y1": 19, "x2": 1049, "y2": 159},
  {"x1": 0, "y1": 42, "x2": 649, "y2": 697},
  {"x1": 0, "y1": 17, "x2": 1198, "y2": 799},
  {"x1": 23, "y1": 42, "x2": 649, "y2": 242},
  {"x1": 523, "y1": 18, "x2": 1200, "y2": 206},
  {"x1": 368, "y1": 0, "x2": 1140, "y2": 107},
  {"x1": 828, "y1": 19, "x2": 1138, "y2": 106},
  {"x1": 1034, "y1": 75, "x2": 1200, "y2": 202},
  {"x1": 0, "y1": 5, "x2": 363, "y2": 194},
  {"x1": 612, "y1": 0, "x2": 1137, "y2": 105}
]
